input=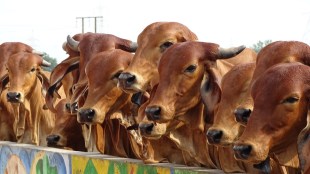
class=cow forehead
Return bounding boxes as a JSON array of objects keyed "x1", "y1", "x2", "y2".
[
  {"x1": 158, "y1": 42, "x2": 205, "y2": 71},
  {"x1": 8, "y1": 52, "x2": 40, "y2": 69},
  {"x1": 252, "y1": 63, "x2": 310, "y2": 103},
  {"x1": 137, "y1": 22, "x2": 195, "y2": 46}
]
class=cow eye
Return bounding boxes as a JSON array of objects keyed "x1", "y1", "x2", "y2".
[
  {"x1": 30, "y1": 67, "x2": 36, "y2": 72},
  {"x1": 113, "y1": 71, "x2": 123, "y2": 79},
  {"x1": 160, "y1": 41, "x2": 174, "y2": 52},
  {"x1": 184, "y1": 65, "x2": 197, "y2": 73},
  {"x1": 282, "y1": 97, "x2": 299, "y2": 104}
]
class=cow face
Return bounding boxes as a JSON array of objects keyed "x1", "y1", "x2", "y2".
[
  {"x1": 207, "y1": 63, "x2": 255, "y2": 146},
  {"x1": 46, "y1": 99, "x2": 85, "y2": 151},
  {"x1": 144, "y1": 42, "x2": 245, "y2": 124},
  {"x1": 118, "y1": 22, "x2": 198, "y2": 93},
  {"x1": 5, "y1": 52, "x2": 49, "y2": 103},
  {"x1": 77, "y1": 50, "x2": 133, "y2": 124},
  {"x1": 233, "y1": 63, "x2": 310, "y2": 164}
]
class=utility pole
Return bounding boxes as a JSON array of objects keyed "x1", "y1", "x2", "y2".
[{"x1": 76, "y1": 16, "x2": 103, "y2": 33}]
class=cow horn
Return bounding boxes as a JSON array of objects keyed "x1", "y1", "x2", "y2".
[
  {"x1": 130, "y1": 42, "x2": 138, "y2": 52},
  {"x1": 218, "y1": 45, "x2": 246, "y2": 58},
  {"x1": 32, "y1": 50, "x2": 44, "y2": 56},
  {"x1": 67, "y1": 35, "x2": 80, "y2": 52},
  {"x1": 42, "y1": 60, "x2": 51, "y2": 67},
  {"x1": 62, "y1": 41, "x2": 67, "y2": 52}
]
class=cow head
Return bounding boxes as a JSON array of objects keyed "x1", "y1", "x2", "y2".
[
  {"x1": 118, "y1": 22, "x2": 198, "y2": 93},
  {"x1": 77, "y1": 49, "x2": 133, "y2": 124},
  {"x1": 46, "y1": 99, "x2": 86, "y2": 151},
  {"x1": 233, "y1": 63, "x2": 310, "y2": 165},
  {"x1": 144, "y1": 42, "x2": 245, "y2": 123},
  {"x1": 207, "y1": 62, "x2": 255, "y2": 146},
  {"x1": 234, "y1": 41, "x2": 310, "y2": 126},
  {"x1": 3, "y1": 52, "x2": 50, "y2": 104},
  {"x1": 66, "y1": 33, "x2": 137, "y2": 113}
]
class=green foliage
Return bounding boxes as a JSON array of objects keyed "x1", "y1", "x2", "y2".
[
  {"x1": 42, "y1": 52, "x2": 57, "y2": 72},
  {"x1": 251, "y1": 40, "x2": 273, "y2": 53}
]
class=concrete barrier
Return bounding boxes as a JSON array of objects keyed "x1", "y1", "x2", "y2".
[{"x1": 0, "y1": 141, "x2": 228, "y2": 174}]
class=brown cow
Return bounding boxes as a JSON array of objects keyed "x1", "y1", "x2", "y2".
[
  {"x1": 298, "y1": 112, "x2": 310, "y2": 174},
  {"x1": 235, "y1": 41, "x2": 310, "y2": 126},
  {"x1": 207, "y1": 62, "x2": 256, "y2": 146},
  {"x1": 76, "y1": 49, "x2": 190, "y2": 164},
  {"x1": 233, "y1": 62, "x2": 310, "y2": 172},
  {"x1": 138, "y1": 41, "x2": 262, "y2": 173},
  {"x1": 1, "y1": 52, "x2": 54, "y2": 146},
  {"x1": 0, "y1": 42, "x2": 45, "y2": 142},
  {"x1": 46, "y1": 99, "x2": 86, "y2": 151},
  {"x1": 118, "y1": 22, "x2": 198, "y2": 93}
]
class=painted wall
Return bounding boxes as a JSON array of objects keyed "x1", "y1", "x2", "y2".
[{"x1": 0, "y1": 142, "x2": 224, "y2": 174}]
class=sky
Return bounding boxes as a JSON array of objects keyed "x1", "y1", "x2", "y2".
[{"x1": 1, "y1": 0, "x2": 310, "y2": 62}]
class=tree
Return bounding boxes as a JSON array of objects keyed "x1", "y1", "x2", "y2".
[
  {"x1": 251, "y1": 40, "x2": 272, "y2": 53},
  {"x1": 42, "y1": 53, "x2": 57, "y2": 72}
]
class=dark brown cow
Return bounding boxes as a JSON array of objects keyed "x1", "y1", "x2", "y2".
[
  {"x1": 46, "y1": 99, "x2": 86, "y2": 151},
  {"x1": 0, "y1": 52, "x2": 53, "y2": 145},
  {"x1": 118, "y1": 22, "x2": 198, "y2": 93},
  {"x1": 233, "y1": 62, "x2": 310, "y2": 171},
  {"x1": 138, "y1": 41, "x2": 262, "y2": 173}
]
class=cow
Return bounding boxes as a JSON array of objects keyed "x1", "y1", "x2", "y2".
[
  {"x1": 0, "y1": 42, "x2": 45, "y2": 142},
  {"x1": 298, "y1": 112, "x2": 310, "y2": 174},
  {"x1": 76, "y1": 49, "x2": 191, "y2": 164},
  {"x1": 45, "y1": 33, "x2": 84, "y2": 113},
  {"x1": 233, "y1": 62, "x2": 310, "y2": 172},
  {"x1": 46, "y1": 99, "x2": 86, "y2": 151},
  {"x1": 138, "y1": 41, "x2": 262, "y2": 173},
  {"x1": 235, "y1": 41, "x2": 310, "y2": 126},
  {"x1": 0, "y1": 52, "x2": 54, "y2": 146},
  {"x1": 206, "y1": 62, "x2": 256, "y2": 146},
  {"x1": 118, "y1": 22, "x2": 198, "y2": 94},
  {"x1": 45, "y1": 33, "x2": 138, "y2": 152}
]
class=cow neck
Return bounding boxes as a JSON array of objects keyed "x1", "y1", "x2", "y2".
[{"x1": 105, "y1": 92, "x2": 132, "y2": 120}]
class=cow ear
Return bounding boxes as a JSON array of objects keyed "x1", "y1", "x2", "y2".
[
  {"x1": 46, "y1": 56, "x2": 79, "y2": 112},
  {"x1": 200, "y1": 68, "x2": 221, "y2": 123},
  {"x1": 0, "y1": 74, "x2": 9, "y2": 94}
]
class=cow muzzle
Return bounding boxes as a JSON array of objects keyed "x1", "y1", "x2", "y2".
[
  {"x1": 145, "y1": 106, "x2": 161, "y2": 121},
  {"x1": 78, "y1": 108, "x2": 96, "y2": 123},
  {"x1": 139, "y1": 122, "x2": 154, "y2": 135},
  {"x1": 206, "y1": 129, "x2": 223, "y2": 144},
  {"x1": 46, "y1": 134, "x2": 61, "y2": 147},
  {"x1": 233, "y1": 143, "x2": 252, "y2": 160},
  {"x1": 7, "y1": 91, "x2": 22, "y2": 103},
  {"x1": 234, "y1": 108, "x2": 252, "y2": 125},
  {"x1": 118, "y1": 72, "x2": 137, "y2": 91}
]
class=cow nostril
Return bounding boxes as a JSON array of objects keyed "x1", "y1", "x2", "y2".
[
  {"x1": 86, "y1": 109, "x2": 95, "y2": 119},
  {"x1": 71, "y1": 102, "x2": 78, "y2": 113},
  {"x1": 139, "y1": 123, "x2": 154, "y2": 135},
  {"x1": 65, "y1": 103, "x2": 71, "y2": 111},
  {"x1": 145, "y1": 106, "x2": 161, "y2": 120},
  {"x1": 234, "y1": 108, "x2": 252, "y2": 124},
  {"x1": 206, "y1": 129, "x2": 223, "y2": 144},
  {"x1": 233, "y1": 144, "x2": 252, "y2": 160}
]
